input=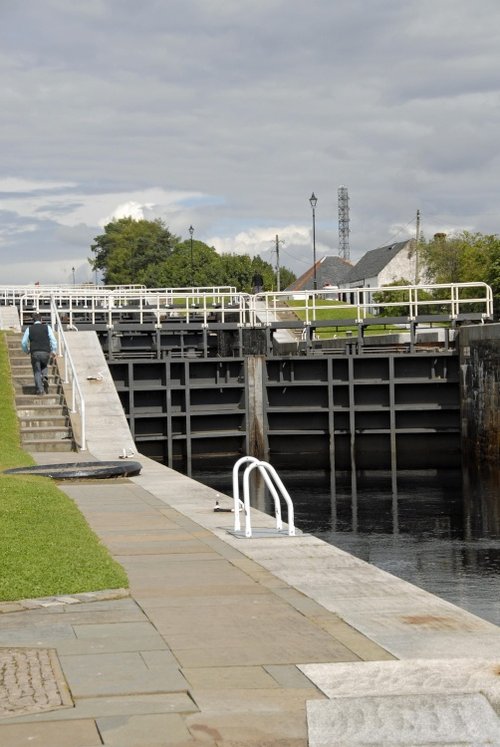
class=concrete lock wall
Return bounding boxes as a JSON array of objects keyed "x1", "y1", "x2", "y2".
[{"x1": 459, "y1": 323, "x2": 500, "y2": 467}]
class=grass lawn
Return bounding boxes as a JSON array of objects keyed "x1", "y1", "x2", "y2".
[
  {"x1": 0, "y1": 332, "x2": 128, "y2": 601},
  {"x1": 286, "y1": 299, "x2": 407, "y2": 338}
]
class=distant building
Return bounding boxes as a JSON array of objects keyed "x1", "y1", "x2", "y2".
[
  {"x1": 284, "y1": 239, "x2": 420, "y2": 301},
  {"x1": 344, "y1": 239, "x2": 417, "y2": 290},
  {"x1": 285, "y1": 256, "x2": 353, "y2": 294}
]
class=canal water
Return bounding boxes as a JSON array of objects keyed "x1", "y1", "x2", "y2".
[{"x1": 193, "y1": 468, "x2": 500, "y2": 627}]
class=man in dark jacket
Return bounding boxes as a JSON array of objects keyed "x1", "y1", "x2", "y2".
[{"x1": 21, "y1": 313, "x2": 58, "y2": 395}]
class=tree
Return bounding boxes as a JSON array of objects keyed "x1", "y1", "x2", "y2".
[
  {"x1": 420, "y1": 231, "x2": 493, "y2": 285},
  {"x1": 89, "y1": 217, "x2": 297, "y2": 291},
  {"x1": 89, "y1": 217, "x2": 179, "y2": 285},
  {"x1": 278, "y1": 267, "x2": 297, "y2": 291},
  {"x1": 148, "y1": 242, "x2": 223, "y2": 288},
  {"x1": 372, "y1": 278, "x2": 435, "y2": 317},
  {"x1": 419, "y1": 231, "x2": 500, "y2": 315},
  {"x1": 485, "y1": 241, "x2": 500, "y2": 318}
]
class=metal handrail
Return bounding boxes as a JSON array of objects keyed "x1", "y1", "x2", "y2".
[
  {"x1": 259, "y1": 282, "x2": 494, "y2": 324},
  {"x1": 6, "y1": 281, "x2": 494, "y2": 333},
  {"x1": 50, "y1": 301, "x2": 86, "y2": 451},
  {"x1": 232, "y1": 456, "x2": 295, "y2": 538}
]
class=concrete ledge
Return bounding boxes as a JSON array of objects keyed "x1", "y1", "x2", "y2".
[{"x1": 307, "y1": 692, "x2": 500, "y2": 746}]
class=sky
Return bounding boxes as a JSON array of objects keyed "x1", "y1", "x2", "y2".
[{"x1": 1, "y1": 0, "x2": 499, "y2": 285}]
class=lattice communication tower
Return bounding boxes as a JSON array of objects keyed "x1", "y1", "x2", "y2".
[{"x1": 337, "y1": 185, "x2": 351, "y2": 261}]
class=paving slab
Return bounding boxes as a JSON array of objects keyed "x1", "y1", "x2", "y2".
[
  {"x1": 0, "y1": 621, "x2": 76, "y2": 647},
  {"x1": 96, "y1": 713, "x2": 193, "y2": 746},
  {"x1": 57, "y1": 597, "x2": 137, "y2": 615},
  {"x1": 59, "y1": 651, "x2": 189, "y2": 697},
  {"x1": 184, "y1": 665, "x2": 279, "y2": 690},
  {"x1": 264, "y1": 664, "x2": 321, "y2": 690},
  {"x1": 0, "y1": 718, "x2": 102, "y2": 746},
  {"x1": 185, "y1": 688, "x2": 322, "y2": 745},
  {"x1": 72, "y1": 621, "x2": 159, "y2": 640},
  {"x1": 306, "y1": 693, "x2": 500, "y2": 746},
  {"x1": 53, "y1": 633, "x2": 169, "y2": 656},
  {"x1": 309, "y1": 615, "x2": 395, "y2": 662},
  {"x1": 368, "y1": 631, "x2": 500, "y2": 660},
  {"x1": 148, "y1": 597, "x2": 358, "y2": 665},
  {"x1": 2, "y1": 693, "x2": 196, "y2": 723},
  {"x1": 172, "y1": 639, "x2": 354, "y2": 669},
  {"x1": 299, "y1": 658, "x2": 500, "y2": 713}
]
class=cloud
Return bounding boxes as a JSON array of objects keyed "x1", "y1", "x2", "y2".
[{"x1": 1, "y1": 0, "x2": 500, "y2": 283}]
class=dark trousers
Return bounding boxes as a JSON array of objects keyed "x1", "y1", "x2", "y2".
[{"x1": 31, "y1": 350, "x2": 50, "y2": 394}]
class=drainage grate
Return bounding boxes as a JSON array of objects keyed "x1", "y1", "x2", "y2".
[{"x1": 0, "y1": 648, "x2": 73, "y2": 718}]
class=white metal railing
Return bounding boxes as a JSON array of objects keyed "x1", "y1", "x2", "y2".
[
  {"x1": 259, "y1": 282, "x2": 494, "y2": 325},
  {"x1": 3, "y1": 281, "x2": 494, "y2": 331},
  {"x1": 15, "y1": 286, "x2": 247, "y2": 328},
  {"x1": 50, "y1": 301, "x2": 86, "y2": 451},
  {"x1": 232, "y1": 456, "x2": 295, "y2": 538}
]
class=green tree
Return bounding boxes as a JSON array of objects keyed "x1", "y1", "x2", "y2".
[
  {"x1": 278, "y1": 267, "x2": 297, "y2": 291},
  {"x1": 372, "y1": 278, "x2": 430, "y2": 316},
  {"x1": 420, "y1": 231, "x2": 500, "y2": 315},
  {"x1": 218, "y1": 253, "x2": 254, "y2": 290},
  {"x1": 148, "y1": 242, "x2": 223, "y2": 288},
  {"x1": 420, "y1": 231, "x2": 493, "y2": 285},
  {"x1": 89, "y1": 218, "x2": 297, "y2": 291},
  {"x1": 89, "y1": 217, "x2": 179, "y2": 285},
  {"x1": 485, "y1": 241, "x2": 500, "y2": 318}
]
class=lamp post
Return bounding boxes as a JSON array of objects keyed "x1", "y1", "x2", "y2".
[
  {"x1": 72, "y1": 266, "x2": 76, "y2": 286},
  {"x1": 309, "y1": 193, "x2": 317, "y2": 291},
  {"x1": 189, "y1": 225, "x2": 194, "y2": 287}
]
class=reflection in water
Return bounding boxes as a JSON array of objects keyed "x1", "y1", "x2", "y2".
[{"x1": 193, "y1": 467, "x2": 500, "y2": 627}]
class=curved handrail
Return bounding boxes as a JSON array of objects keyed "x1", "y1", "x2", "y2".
[{"x1": 233, "y1": 457, "x2": 295, "y2": 538}]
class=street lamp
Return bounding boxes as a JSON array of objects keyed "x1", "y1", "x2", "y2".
[
  {"x1": 188, "y1": 225, "x2": 194, "y2": 286},
  {"x1": 309, "y1": 193, "x2": 318, "y2": 291},
  {"x1": 72, "y1": 266, "x2": 76, "y2": 286}
]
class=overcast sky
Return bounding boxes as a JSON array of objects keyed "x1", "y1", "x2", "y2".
[{"x1": 1, "y1": 0, "x2": 499, "y2": 285}]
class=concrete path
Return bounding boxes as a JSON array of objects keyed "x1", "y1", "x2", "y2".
[
  {"x1": 2, "y1": 330, "x2": 500, "y2": 744},
  {"x1": 1, "y1": 453, "x2": 500, "y2": 745}
]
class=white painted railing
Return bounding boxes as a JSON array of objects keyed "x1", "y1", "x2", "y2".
[
  {"x1": 259, "y1": 282, "x2": 494, "y2": 324},
  {"x1": 15, "y1": 287, "x2": 248, "y2": 328},
  {"x1": 2, "y1": 281, "x2": 494, "y2": 330},
  {"x1": 232, "y1": 456, "x2": 295, "y2": 538},
  {"x1": 50, "y1": 301, "x2": 86, "y2": 451}
]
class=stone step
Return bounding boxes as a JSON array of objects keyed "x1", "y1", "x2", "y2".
[
  {"x1": 19, "y1": 415, "x2": 69, "y2": 428},
  {"x1": 16, "y1": 394, "x2": 65, "y2": 407},
  {"x1": 12, "y1": 374, "x2": 60, "y2": 386},
  {"x1": 13, "y1": 384, "x2": 62, "y2": 397},
  {"x1": 9, "y1": 360, "x2": 58, "y2": 371},
  {"x1": 20, "y1": 425, "x2": 73, "y2": 441},
  {"x1": 21, "y1": 438, "x2": 75, "y2": 453},
  {"x1": 11, "y1": 373, "x2": 60, "y2": 387},
  {"x1": 17, "y1": 406, "x2": 69, "y2": 418},
  {"x1": 6, "y1": 333, "x2": 76, "y2": 454}
]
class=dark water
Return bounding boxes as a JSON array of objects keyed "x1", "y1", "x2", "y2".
[{"x1": 193, "y1": 467, "x2": 500, "y2": 627}]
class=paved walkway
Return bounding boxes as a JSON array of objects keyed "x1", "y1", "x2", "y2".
[
  {"x1": 1, "y1": 337, "x2": 500, "y2": 746},
  {"x1": 1, "y1": 452, "x2": 500, "y2": 746}
]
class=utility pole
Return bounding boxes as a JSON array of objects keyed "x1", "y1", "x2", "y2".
[
  {"x1": 274, "y1": 234, "x2": 285, "y2": 291},
  {"x1": 415, "y1": 209, "x2": 420, "y2": 284},
  {"x1": 338, "y1": 186, "x2": 351, "y2": 261}
]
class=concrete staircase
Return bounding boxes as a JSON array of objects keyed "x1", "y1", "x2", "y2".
[{"x1": 7, "y1": 334, "x2": 76, "y2": 453}]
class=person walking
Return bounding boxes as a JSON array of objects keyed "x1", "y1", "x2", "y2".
[
  {"x1": 251, "y1": 272, "x2": 264, "y2": 295},
  {"x1": 21, "y1": 312, "x2": 58, "y2": 395}
]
